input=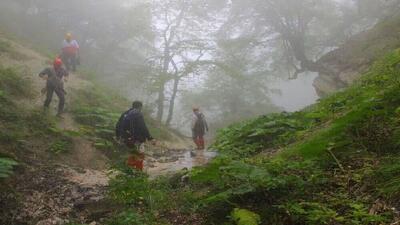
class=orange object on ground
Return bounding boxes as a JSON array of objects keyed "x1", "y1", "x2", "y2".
[{"x1": 126, "y1": 153, "x2": 145, "y2": 171}]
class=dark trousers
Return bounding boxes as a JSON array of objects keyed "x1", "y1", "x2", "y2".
[
  {"x1": 44, "y1": 83, "x2": 65, "y2": 114},
  {"x1": 61, "y1": 53, "x2": 77, "y2": 72}
]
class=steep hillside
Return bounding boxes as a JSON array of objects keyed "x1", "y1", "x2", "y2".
[
  {"x1": 0, "y1": 33, "x2": 189, "y2": 225},
  {"x1": 314, "y1": 13, "x2": 400, "y2": 96},
  {"x1": 99, "y1": 50, "x2": 400, "y2": 224},
  {"x1": 201, "y1": 50, "x2": 400, "y2": 224},
  {"x1": 2, "y1": 17, "x2": 400, "y2": 225}
]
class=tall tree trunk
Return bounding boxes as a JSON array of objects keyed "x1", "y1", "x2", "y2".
[
  {"x1": 166, "y1": 77, "x2": 180, "y2": 126},
  {"x1": 286, "y1": 35, "x2": 345, "y2": 88},
  {"x1": 156, "y1": 83, "x2": 166, "y2": 122},
  {"x1": 156, "y1": 44, "x2": 171, "y2": 122},
  {"x1": 155, "y1": 5, "x2": 186, "y2": 123}
]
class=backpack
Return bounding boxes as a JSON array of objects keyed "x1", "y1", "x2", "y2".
[{"x1": 117, "y1": 109, "x2": 135, "y2": 140}]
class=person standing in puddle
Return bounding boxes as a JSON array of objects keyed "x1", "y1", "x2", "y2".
[{"x1": 191, "y1": 107, "x2": 209, "y2": 150}]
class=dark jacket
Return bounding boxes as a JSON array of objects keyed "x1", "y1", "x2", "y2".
[
  {"x1": 116, "y1": 108, "x2": 153, "y2": 143},
  {"x1": 192, "y1": 112, "x2": 208, "y2": 136},
  {"x1": 39, "y1": 67, "x2": 68, "y2": 87}
]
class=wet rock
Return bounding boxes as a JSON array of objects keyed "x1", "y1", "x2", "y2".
[
  {"x1": 158, "y1": 156, "x2": 180, "y2": 163},
  {"x1": 180, "y1": 174, "x2": 190, "y2": 184}
]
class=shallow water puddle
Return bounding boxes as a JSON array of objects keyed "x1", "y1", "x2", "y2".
[{"x1": 145, "y1": 149, "x2": 217, "y2": 177}]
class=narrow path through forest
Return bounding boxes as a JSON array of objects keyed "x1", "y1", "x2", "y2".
[{"x1": 0, "y1": 33, "x2": 217, "y2": 224}]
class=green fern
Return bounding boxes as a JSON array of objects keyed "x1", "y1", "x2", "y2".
[{"x1": 0, "y1": 157, "x2": 18, "y2": 178}]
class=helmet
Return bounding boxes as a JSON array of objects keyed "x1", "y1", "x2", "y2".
[
  {"x1": 53, "y1": 57, "x2": 63, "y2": 68},
  {"x1": 192, "y1": 106, "x2": 200, "y2": 112},
  {"x1": 65, "y1": 32, "x2": 72, "y2": 40}
]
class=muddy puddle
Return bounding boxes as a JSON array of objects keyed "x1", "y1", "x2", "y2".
[
  {"x1": 64, "y1": 146, "x2": 218, "y2": 185},
  {"x1": 144, "y1": 148, "x2": 218, "y2": 177},
  {"x1": 63, "y1": 146, "x2": 218, "y2": 187}
]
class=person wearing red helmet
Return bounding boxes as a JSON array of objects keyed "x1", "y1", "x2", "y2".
[
  {"x1": 53, "y1": 57, "x2": 63, "y2": 68},
  {"x1": 191, "y1": 107, "x2": 209, "y2": 150},
  {"x1": 39, "y1": 57, "x2": 69, "y2": 116}
]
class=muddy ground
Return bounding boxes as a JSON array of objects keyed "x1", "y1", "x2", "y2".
[
  {"x1": 0, "y1": 147, "x2": 217, "y2": 225},
  {"x1": 0, "y1": 33, "x2": 216, "y2": 225}
]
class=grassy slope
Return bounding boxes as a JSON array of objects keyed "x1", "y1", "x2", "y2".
[
  {"x1": 196, "y1": 50, "x2": 400, "y2": 224},
  {"x1": 0, "y1": 65, "x2": 79, "y2": 224},
  {"x1": 0, "y1": 34, "x2": 175, "y2": 168},
  {"x1": 0, "y1": 41, "x2": 67, "y2": 171},
  {"x1": 104, "y1": 44, "x2": 400, "y2": 225},
  {"x1": 2, "y1": 19, "x2": 400, "y2": 225},
  {"x1": 0, "y1": 34, "x2": 183, "y2": 224}
]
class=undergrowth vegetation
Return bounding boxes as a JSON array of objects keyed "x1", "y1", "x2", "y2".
[
  {"x1": 0, "y1": 157, "x2": 18, "y2": 179},
  {"x1": 0, "y1": 66, "x2": 31, "y2": 179},
  {"x1": 107, "y1": 50, "x2": 400, "y2": 224},
  {"x1": 68, "y1": 81, "x2": 174, "y2": 159},
  {"x1": 0, "y1": 65, "x2": 79, "y2": 224},
  {"x1": 0, "y1": 39, "x2": 29, "y2": 60},
  {"x1": 0, "y1": 67, "x2": 74, "y2": 178}
]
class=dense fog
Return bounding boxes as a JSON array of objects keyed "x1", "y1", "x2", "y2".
[{"x1": 1, "y1": 0, "x2": 398, "y2": 135}]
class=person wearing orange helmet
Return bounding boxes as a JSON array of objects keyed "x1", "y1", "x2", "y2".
[
  {"x1": 39, "y1": 57, "x2": 69, "y2": 116},
  {"x1": 61, "y1": 32, "x2": 80, "y2": 72},
  {"x1": 191, "y1": 107, "x2": 208, "y2": 150}
]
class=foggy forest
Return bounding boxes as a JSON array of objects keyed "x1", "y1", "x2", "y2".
[{"x1": 0, "y1": 0, "x2": 400, "y2": 224}]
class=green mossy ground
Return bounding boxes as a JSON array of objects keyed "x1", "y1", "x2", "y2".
[
  {"x1": 105, "y1": 50, "x2": 400, "y2": 225},
  {"x1": 2, "y1": 24, "x2": 400, "y2": 224}
]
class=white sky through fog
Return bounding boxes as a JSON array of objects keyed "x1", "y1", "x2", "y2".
[
  {"x1": 120, "y1": 0, "x2": 325, "y2": 113},
  {"x1": 270, "y1": 73, "x2": 319, "y2": 112}
]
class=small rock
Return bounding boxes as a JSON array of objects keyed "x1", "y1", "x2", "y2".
[{"x1": 181, "y1": 174, "x2": 190, "y2": 183}]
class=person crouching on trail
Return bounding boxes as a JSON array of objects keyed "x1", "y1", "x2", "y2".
[
  {"x1": 191, "y1": 107, "x2": 208, "y2": 150},
  {"x1": 116, "y1": 101, "x2": 154, "y2": 171},
  {"x1": 61, "y1": 33, "x2": 80, "y2": 72},
  {"x1": 39, "y1": 57, "x2": 68, "y2": 117}
]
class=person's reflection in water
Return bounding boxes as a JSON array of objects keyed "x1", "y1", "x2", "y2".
[{"x1": 192, "y1": 149, "x2": 207, "y2": 166}]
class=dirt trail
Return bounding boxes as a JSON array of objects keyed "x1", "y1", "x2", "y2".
[
  {"x1": 1, "y1": 34, "x2": 113, "y2": 224},
  {"x1": 57, "y1": 113, "x2": 109, "y2": 170},
  {"x1": 0, "y1": 33, "x2": 109, "y2": 170},
  {"x1": 0, "y1": 34, "x2": 217, "y2": 224},
  {"x1": 144, "y1": 146, "x2": 217, "y2": 177},
  {"x1": 0, "y1": 33, "x2": 209, "y2": 176}
]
